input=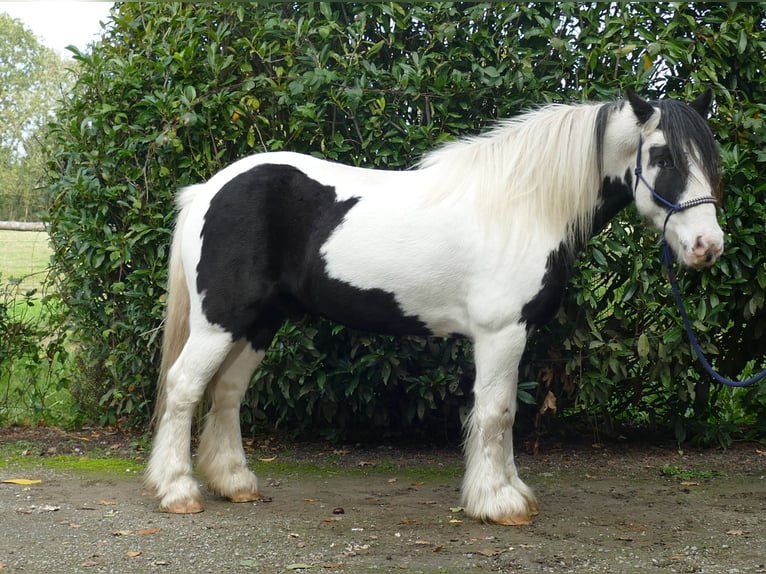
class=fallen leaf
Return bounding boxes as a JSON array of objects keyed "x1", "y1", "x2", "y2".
[
  {"x1": 322, "y1": 563, "x2": 342, "y2": 569},
  {"x1": 450, "y1": 506, "x2": 464, "y2": 513},
  {"x1": 414, "y1": 540, "x2": 432, "y2": 545},
  {"x1": 477, "y1": 548, "x2": 505, "y2": 557},
  {"x1": 126, "y1": 551, "x2": 142, "y2": 558},
  {"x1": 357, "y1": 461, "x2": 375, "y2": 468},
  {"x1": 539, "y1": 391, "x2": 557, "y2": 414},
  {"x1": 680, "y1": 481, "x2": 699, "y2": 487},
  {"x1": 286, "y1": 564, "x2": 313, "y2": 570},
  {"x1": 410, "y1": 481, "x2": 424, "y2": 487},
  {"x1": 584, "y1": 474, "x2": 596, "y2": 479},
  {"x1": 39, "y1": 505, "x2": 60, "y2": 512},
  {"x1": 400, "y1": 516, "x2": 417, "y2": 524},
  {"x1": 137, "y1": 527, "x2": 161, "y2": 536},
  {"x1": 60, "y1": 521, "x2": 81, "y2": 529},
  {"x1": 239, "y1": 559, "x2": 258, "y2": 567},
  {"x1": 258, "y1": 456, "x2": 277, "y2": 463},
  {"x1": 387, "y1": 477, "x2": 397, "y2": 483},
  {"x1": 432, "y1": 545, "x2": 444, "y2": 552},
  {"x1": 98, "y1": 500, "x2": 116, "y2": 506},
  {"x1": 726, "y1": 529, "x2": 750, "y2": 536},
  {"x1": 1, "y1": 478, "x2": 42, "y2": 485},
  {"x1": 304, "y1": 498, "x2": 318, "y2": 503},
  {"x1": 449, "y1": 518, "x2": 463, "y2": 524}
]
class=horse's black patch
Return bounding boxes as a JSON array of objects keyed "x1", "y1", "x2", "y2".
[
  {"x1": 196, "y1": 164, "x2": 429, "y2": 349},
  {"x1": 648, "y1": 144, "x2": 685, "y2": 206},
  {"x1": 593, "y1": 169, "x2": 633, "y2": 233},
  {"x1": 520, "y1": 244, "x2": 574, "y2": 331}
]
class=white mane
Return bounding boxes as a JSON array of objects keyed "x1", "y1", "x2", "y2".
[{"x1": 418, "y1": 103, "x2": 606, "y2": 246}]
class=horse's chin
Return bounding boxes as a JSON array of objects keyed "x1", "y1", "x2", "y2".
[{"x1": 681, "y1": 251, "x2": 720, "y2": 270}]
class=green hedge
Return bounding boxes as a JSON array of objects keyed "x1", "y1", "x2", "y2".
[{"x1": 44, "y1": 3, "x2": 766, "y2": 442}]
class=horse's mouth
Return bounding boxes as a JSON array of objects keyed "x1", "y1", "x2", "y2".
[{"x1": 682, "y1": 239, "x2": 724, "y2": 269}]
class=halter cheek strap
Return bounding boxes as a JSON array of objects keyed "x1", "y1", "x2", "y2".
[{"x1": 633, "y1": 135, "x2": 717, "y2": 234}]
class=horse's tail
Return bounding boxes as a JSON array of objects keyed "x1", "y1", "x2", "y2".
[{"x1": 152, "y1": 186, "x2": 199, "y2": 429}]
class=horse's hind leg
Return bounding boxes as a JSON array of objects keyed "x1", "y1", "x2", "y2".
[
  {"x1": 146, "y1": 327, "x2": 235, "y2": 514},
  {"x1": 198, "y1": 341, "x2": 265, "y2": 502}
]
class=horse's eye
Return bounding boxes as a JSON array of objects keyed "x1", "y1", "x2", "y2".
[{"x1": 657, "y1": 157, "x2": 674, "y2": 169}]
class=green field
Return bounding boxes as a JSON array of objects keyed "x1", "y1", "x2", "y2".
[
  {"x1": 0, "y1": 230, "x2": 52, "y2": 293},
  {"x1": 0, "y1": 229, "x2": 73, "y2": 427}
]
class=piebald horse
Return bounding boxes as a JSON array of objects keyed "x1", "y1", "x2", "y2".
[{"x1": 145, "y1": 91, "x2": 723, "y2": 525}]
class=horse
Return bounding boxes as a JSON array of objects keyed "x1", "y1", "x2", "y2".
[{"x1": 144, "y1": 91, "x2": 723, "y2": 525}]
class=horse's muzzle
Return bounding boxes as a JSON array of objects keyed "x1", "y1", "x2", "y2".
[{"x1": 683, "y1": 235, "x2": 724, "y2": 269}]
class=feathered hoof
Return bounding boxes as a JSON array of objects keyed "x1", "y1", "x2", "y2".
[
  {"x1": 228, "y1": 491, "x2": 263, "y2": 503},
  {"x1": 489, "y1": 513, "x2": 534, "y2": 526},
  {"x1": 160, "y1": 498, "x2": 204, "y2": 514}
]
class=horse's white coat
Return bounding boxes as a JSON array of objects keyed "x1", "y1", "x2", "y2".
[{"x1": 145, "y1": 97, "x2": 724, "y2": 523}]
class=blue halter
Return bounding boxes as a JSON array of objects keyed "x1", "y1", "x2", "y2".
[
  {"x1": 634, "y1": 137, "x2": 766, "y2": 387},
  {"x1": 633, "y1": 135, "x2": 717, "y2": 235}
]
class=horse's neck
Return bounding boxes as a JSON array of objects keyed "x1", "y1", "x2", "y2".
[{"x1": 589, "y1": 174, "x2": 634, "y2": 243}]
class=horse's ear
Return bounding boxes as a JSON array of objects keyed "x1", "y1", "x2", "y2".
[
  {"x1": 626, "y1": 90, "x2": 655, "y2": 125},
  {"x1": 689, "y1": 89, "x2": 713, "y2": 118}
]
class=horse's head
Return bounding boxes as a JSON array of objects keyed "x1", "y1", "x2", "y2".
[{"x1": 607, "y1": 91, "x2": 724, "y2": 269}]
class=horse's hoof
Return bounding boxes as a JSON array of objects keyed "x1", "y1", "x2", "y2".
[
  {"x1": 161, "y1": 499, "x2": 204, "y2": 514},
  {"x1": 228, "y1": 491, "x2": 262, "y2": 503},
  {"x1": 492, "y1": 513, "x2": 533, "y2": 526}
]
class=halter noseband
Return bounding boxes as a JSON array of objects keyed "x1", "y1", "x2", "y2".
[{"x1": 633, "y1": 135, "x2": 717, "y2": 235}]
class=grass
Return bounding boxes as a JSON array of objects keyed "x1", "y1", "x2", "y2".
[
  {"x1": 0, "y1": 229, "x2": 52, "y2": 293},
  {"x1": 0, "y1": 230, "x2": 77, "y2": 427},
  {"x1": 659, "y1": 464, "x2": 722, "y2": 481},
  {"x1": 0, "y1": 448, "x2": 460, "y2": 482}
]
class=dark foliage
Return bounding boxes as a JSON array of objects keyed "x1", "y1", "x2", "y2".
[{"x1": 44, "y1": 3, "x2": 766, "y2": 443}]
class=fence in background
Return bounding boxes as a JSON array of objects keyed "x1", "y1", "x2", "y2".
[
  {"x1": 0, "y1": 221, "x2": 45, "y2": 231},
  {"x1": 0, "y1": 224, "x2": 51, "y2": 293}
]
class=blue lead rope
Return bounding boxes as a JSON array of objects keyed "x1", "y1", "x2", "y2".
[{"x1": 662, "y1": 241, "x2": 766, "y2": 387}]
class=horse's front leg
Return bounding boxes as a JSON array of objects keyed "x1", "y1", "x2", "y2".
[{"x1": 462, "y1": 322, "x2": 538, "y2": 525}]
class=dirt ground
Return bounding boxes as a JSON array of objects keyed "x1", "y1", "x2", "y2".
[{"x1": 1, "y1": 427, "x2": 765, "y2": 573}]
